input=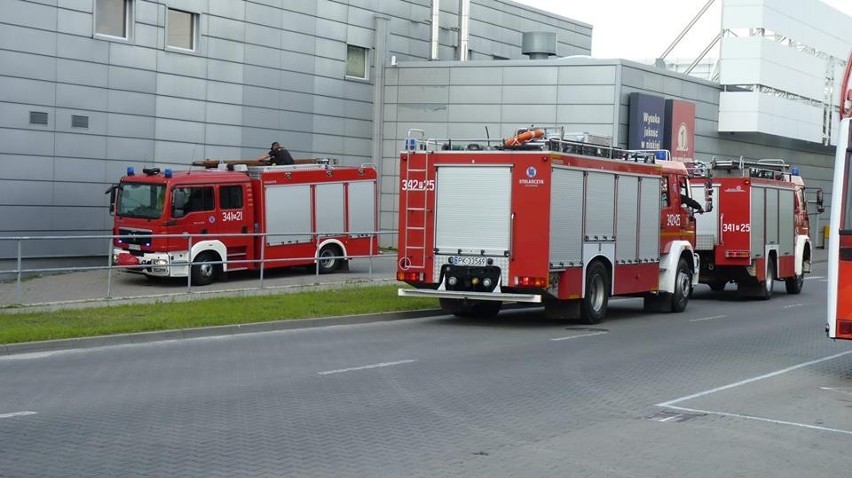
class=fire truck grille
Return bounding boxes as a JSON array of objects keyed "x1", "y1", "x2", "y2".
[{"x1": 118, "y1": 228, "x2": 153, "y2": 247}]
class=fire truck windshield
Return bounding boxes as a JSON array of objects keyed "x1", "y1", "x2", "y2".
[{"x1": 117, "y1": 182, "x2": 165, "y2": 219}]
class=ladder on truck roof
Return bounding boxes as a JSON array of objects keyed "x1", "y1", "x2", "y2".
[
  {"x1": 401, "y1": 130, "x2": 430, "y2": 272},
  {"x1": 691, "y1": 157, "x2": 793, "y2": 181}
]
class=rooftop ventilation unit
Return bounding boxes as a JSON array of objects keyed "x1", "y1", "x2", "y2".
[{"x1": 522, "y1": 32, "x2": 557, "y2": 60}]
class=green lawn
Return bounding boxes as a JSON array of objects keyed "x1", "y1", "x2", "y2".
[{"x1": 0, "y1": 284, "x2": 438, "y2": 345}]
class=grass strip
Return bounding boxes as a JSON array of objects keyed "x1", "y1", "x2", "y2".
[{"x1": 0, "y1": 284, "x2": 438, "y2": 345}]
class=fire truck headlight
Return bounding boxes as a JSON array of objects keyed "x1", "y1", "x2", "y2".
[
  {"x1": 482, "y1": 278, "x2": 492, "y2": 288},
  {"x1": 447, "y1": 276, "x2": 458, "y2": 286}
]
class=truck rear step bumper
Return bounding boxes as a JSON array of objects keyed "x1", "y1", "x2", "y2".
[{"x1": 398, "y1": 288, "x2": 542, "y2": 303}]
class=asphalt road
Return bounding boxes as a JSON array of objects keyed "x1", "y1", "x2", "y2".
[{"x1": 1, "y1": 262, "x2": 848, "y2": 477}]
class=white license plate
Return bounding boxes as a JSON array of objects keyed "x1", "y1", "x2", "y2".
[
  {"x1": 448, "y1": 256, "x2": 487, "y2": 266},
  {"x1": 129, "y1": 244, "x2": 141, "y2": 251}
]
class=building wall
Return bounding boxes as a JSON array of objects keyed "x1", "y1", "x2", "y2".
[
  {"x1": 382, "y1": 58, "x2": 835, "y2": 244},
  {"x1": 0, "y1": 0, "x2": 591, "y2": 258}
]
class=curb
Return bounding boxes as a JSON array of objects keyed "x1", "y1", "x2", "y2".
[{"x1": 0, "y1": 308, "x2": 442, "y2": 357}]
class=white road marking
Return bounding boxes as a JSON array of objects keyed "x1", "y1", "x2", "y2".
[
  {"x1": 804, "y1": 276, "x2": 824, "y2": 281},
  {"x1": 783, "y1": 303, "x2": 806, "y2": 309},
  {"x1": 660, "y1": 404, "x2": 852, "y2": 436},
  {"x1": 689, "y1": 315, "x2": 728, "y2": 323},
  {"x1": 550, "y1": 331, "x2": 609, "y2": 341},
  {"x1": 0, "y1": 411, "x2": 37, "y2": 419},
  {"x1": 318, "y1": 359, "x2": 417, "y2": 376},
  {"x1": 656, "y1": 350, "x2": 852, "y2": 436},
  {"x1": 819, "y1": 387, "x2": 852, "y2": 397}
]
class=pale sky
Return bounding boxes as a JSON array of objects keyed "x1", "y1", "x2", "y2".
[{"x1": 514, "y1": 0, "x2": 852, "y2": 61}]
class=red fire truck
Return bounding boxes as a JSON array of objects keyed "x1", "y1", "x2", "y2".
[
  {"x1": 108, "y1": 161, "x2": 378, "y2": 285},
  {"x1": 691, "y1": 158, "x2": 822, "y2": 298},
  {"x1": 396, "y1": 128, "x2": 711, "y2": 323}
]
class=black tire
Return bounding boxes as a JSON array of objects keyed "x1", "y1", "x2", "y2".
[
  {"x1": 317, "y1": 245, "x2": 341, "y2": 274},
  {"x1": 191, "y1": 252, "x2": 219, "y2": 286},
  {"x1": 439, "y1": 298, "x2": 465, "y2": 316},
  {"x1": 439, "y1": 298, "x2": 501, "y2": 318},
  {"x1": 708, "y1": 281, "x2": 726, "y2": 292},
  {"x1": 468, "y1": 301, "x2": 502, "y2": 318},
  {"x1": 581, "y1": 261, "x2": 609, "y2": 324},
  {"x1": 785, "y1": 260, "x2": 804, "y2": 295},
  {"x1": 757, "y1": 258, "x2": 775, "y2": 300},
  {"x1": 671, "y1": 258, "x2": 691, "y2": 313}
]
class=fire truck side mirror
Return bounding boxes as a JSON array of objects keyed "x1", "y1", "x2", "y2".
[{"x1": 105, "y1": 184, "x2": 119, "y2": 215}]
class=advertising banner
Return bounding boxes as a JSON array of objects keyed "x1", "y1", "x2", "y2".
[
  {"x1": 628, "y1": 93, "x2": 665, "y2": 150},
  {"x1": 664, "y1": 99, "x2": 696, "y2": 162}
]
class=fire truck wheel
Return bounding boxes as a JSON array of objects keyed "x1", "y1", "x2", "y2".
[
  {"x1": 671, "y1": 258, "x2": 691, "y2": 313},
  {"x1": 581, "y1": 261, "x2": 609, "y2": 324},
  {"x1": 758, "y1": 259, "x2": 775, "y2": 300},
  {"x1": 785, "y1": 267, "x2": 804, "y2": 294},
  {"x1": 191, "y1": 252, "x2": 219, "y2": 286},
  {"x1": 708, "y1": 281, "x2": 726, "y2": 292},
  {"x1": 317, "y1": 245, "x2": 341, "y2": 274}
]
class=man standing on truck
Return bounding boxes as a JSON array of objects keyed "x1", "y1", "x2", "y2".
[{"x1": 259, "y1": 141, "x2": 295, "y2": 165}]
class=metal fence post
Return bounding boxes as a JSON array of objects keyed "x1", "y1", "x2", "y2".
[
  {"x1": 106, "y1": 235, "x2": 114, "y2": 299},
  {"x1": 186, "y1": 235, "x2": 193, "y2": 293},
  {"x1": 259, "y1": 233, "x2": 266, "y2": 288},
  {"x1": 15, "y1": 238, "x2": 22, "y2": 304}
]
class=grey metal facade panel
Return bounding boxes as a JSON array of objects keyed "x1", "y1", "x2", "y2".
[
  {"x1": 556, "y1": 85, "x2": 617, "y2": 104},
  {"x1": 638, "y1": 177, "x2": 661, "y2": 260},
  {"x1": 265, "y1": 184, "x2": 311, "y2": 244},
  {"x1": 156, "y1": 97, "x2": 207, "y2": 122},
  {"x1": 107, "y1": 90, "x2": 156, "y2": 116},
  {"x1": 57, "y1": 9, "x2": 92, "y2": 36},
  {"x1": 315, "y1": 183, "x2": 345, "y2": 235},
  {"x1": 0, "y1": 180, "x2": 53, "y2": 206},
  {"x1": 584, "y1": 172, "x2": 616, "y2": 240},
  {"x1": 108, "y1": 66, "x2": 157, "y2": 93},
  {"x1": 616, "y1": 176, "x2": 640, "y2": 261},
  {"x1": 1, "y1": 129, "x2": 49, "y2": 156},
  {"x1": 55, "y1": 132, "x2": 107, "y2": 159},
  {"x1": 153, "y1": 119, "x2": 206, "y2": 143},
  {"x1": 348, "y1": 181, "x2": 376, "y2": 234},
  {"x1": 105, "y1": 138, "x2": 155, "y2": 162},
  {"x1": 549, "y1": 168, "x2": 583, "y2": 266},
  {"x1": 0, "y1": 77, "x2": 56, "y2": 106},
  {"x1": 0, "y1": 50, "x2": 56, "y2": 82},
  {"x1": 766, "y1": 188, "x2": 779, "y2": 245},
  {"x1": 435, "y1": 166, "x2": 512, "y2": 255},
  {"x1": 751, "y1": 187, "x2": 766, "y2": 257}
]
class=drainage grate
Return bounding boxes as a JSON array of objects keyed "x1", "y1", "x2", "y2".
[{"x1": 646, "y1": 410, "x2": 704, "y2": 423}]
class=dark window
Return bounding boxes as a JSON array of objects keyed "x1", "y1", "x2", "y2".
[
  {"x1": 175, "y1": 186, "x2": 214, "y2": 213},
  {"x1": 220, "y1": 185, "x2": 243, "y2": 210},
  {"x1": 71, "y1": 115, "x2": 89, "y2": 128},
  {"x1": 29, "y1": 111, "x2": 48, "y2": 125}
]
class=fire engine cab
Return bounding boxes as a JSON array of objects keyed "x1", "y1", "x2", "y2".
[
  {"x1": 108, "y1": 160, "x2": 378, "y2": 285},
  {"x1": 690, "y1": 157, "x2": 823, "y2": 298},
  {"x1": 396, "y1": 128, "x2": 711, "y2": 323}
]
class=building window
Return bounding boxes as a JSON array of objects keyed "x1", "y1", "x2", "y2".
[
  {"x1": 346, "y1": 45, "x2": 368, "y2": 79},
  {"x1": 95, "y1": 0, "x2": 130, "y2": 39},
  {"x1": 71, "y1": 115, "x2": 89, "y2": 129},
  {"x1": 167, "y1": 8, "x2": 197, "y2": 51}
]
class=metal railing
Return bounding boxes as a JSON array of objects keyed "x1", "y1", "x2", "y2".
[{"x1": 0, "y1": 230, "x2": 398, "y2": 307}]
